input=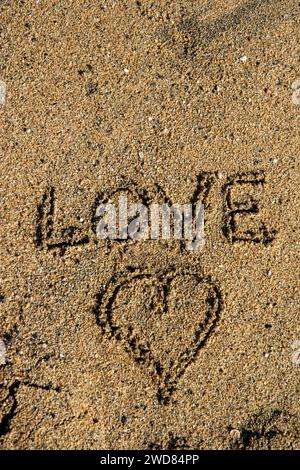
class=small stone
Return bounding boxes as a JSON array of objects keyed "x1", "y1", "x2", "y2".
[
  {"x1": 291, "y1": 348, "x2": 300, "y2": 365},
  {"x1": 240, "y1": 55, "x2": 248, "y2": 63},
  {"x1": 124, "y1": 68, "x2": 129, "y2": 74},
  {"x1": 291, "y1": 339, "x2": 300, "y2": 350},
  {"x1": 230, "y1": 429, "x2": 241, "y2": 440}
]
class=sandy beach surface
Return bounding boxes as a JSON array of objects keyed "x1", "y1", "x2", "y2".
[{"x1": 0, "y1": 0, "x2": 300, "y2": 449}]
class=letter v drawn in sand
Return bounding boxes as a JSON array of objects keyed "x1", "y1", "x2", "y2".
[{"x1": 93, "y1": 269, "x2": 223, "y2": 403}]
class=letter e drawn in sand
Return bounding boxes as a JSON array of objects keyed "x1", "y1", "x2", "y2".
[
  {"x1": 93, "y1": 269, "x2": 223, "y2": 404},
  {"x1": 222, "y1": 171, "x2": 276, "y2": 245}
]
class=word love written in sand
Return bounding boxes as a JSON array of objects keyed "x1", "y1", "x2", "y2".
[
  {"x1": 32, "y1": 171, "x2": 275, "y2": 403},
  {"x1": 93, "y1": 269, "x2": 223, "y2": 403},
  {"x1": 35, "y1": 170, "x2": 276, "y2": 254}
]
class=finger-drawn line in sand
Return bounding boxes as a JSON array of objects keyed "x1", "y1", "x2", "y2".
[
  {"x1": 0, "y1": 380, "x2": 61, "y2": 438},
  {"x1": 35, "y1": 175, "x2": 212, "y2": 254},
  {"x1": 93, "y1": 268, "x2": 223, "y2": 404},
  {"x1": 91, "y1": 180, "x2": 170, "y2": 249},
  {"x1": 35, "y1": 187, "x2": 90, "y2": 254},
  {"x1": 35, "y1": 170, "x2": 276, "y2": 254},
  {"x1": 228, "y1": 409, "x2": 300, "y2": 450},
  {"x1": 146, "y1": 433, "x2": 193, "y2": 450},
  {"x1": 222, "y1": 171, "x2": 276, "y2": 245},
  {"x1": 190, "y1": 172, "x2": 217, "y2": 210}
]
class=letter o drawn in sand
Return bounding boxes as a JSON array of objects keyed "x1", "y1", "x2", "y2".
[{"x1": 93, "y1": 269, "x2": 223, "y2": 403}]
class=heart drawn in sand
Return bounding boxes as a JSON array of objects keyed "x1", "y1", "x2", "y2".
[{"x1": 93, "y1": 269, "x2": 222, "y2": 403}]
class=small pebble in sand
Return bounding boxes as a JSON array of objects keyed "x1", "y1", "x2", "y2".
[
  {"x1": 291, "y1": 350, "x2": 300, "y2": 365},
  {"x1": 124, "y1": 68, "x2": 129, "y2": 74},
  {"x1": 291, "y1": 339, "x2": 300, "y2": 350},
  {"x1": 240, "y1": 55, "x2": 248, "y2": 63},
  {"x1": 213, "y1": 84, "x2": 221, "y2": 93},
  {"x1": 291, "y1": 340, "x2": 300, "y2": 365},
  {"x1": 0, "y1": 339, "x2": 6, "y2": 365},
  {"x1": 0, "y1": 79, "x2": 6, "y2": 106},
  {"x1": 229, "y1": 429, "x2": 241, "y2": 440},
  {"x1": 292, "y1": 79, "x2": 300, "y2": 105}
]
